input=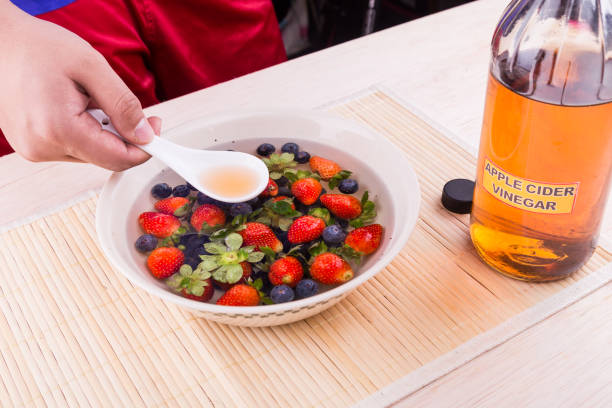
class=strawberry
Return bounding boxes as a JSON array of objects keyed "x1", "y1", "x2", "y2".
[
  {"x1": 146, "y1": 247, "x2": 184, "y2": 279},
  {"x1": 216, "y1": 284, "x2": 260, "y2": 306},
  {"x1": 309, "y1": 156, "x2": 342, "y2": 180},
  {"x1": 214, "y1": 262, "x2": 252, "y2": 290},
  {"x1": 291, "y1": 178, "x2": 322, "y2": 205},
  {"x1": 180, "y1": 280, "x2": 214, "y2": 301},
  {"x1": 190, "y1": 204, "x2": 226, "y2": 232},
  {"x1": 272, "y1": 195, "x2": 296, "y2": 210},
  {"x1": 154, "y1": 197, "x2": 191, "y2": 217},
  {"x1": 287, "y1": 215, "x2": 325, "y2": 244},
  {"x1": 345, "y1": 224, "x2": 383, "y2": 255},
  {"x1": 167, "y1": 265, "x2": 214, "y2": 302},
  {"x1": 138, "y1": 212, "x2": 181, "y2": 238},
  {"x1": 269, "y1": 256, "x2": 304, "y2": 287},
  {"x1": 259, "y1": 178, "x2": 279, "y2": 197},
  {"x1": 310, "y1": 253, "x2": 354, "y2": 285},
  {"x1": 320, "y1": 194, "x2": 362, "y2": 219},
  {"x1": 238, "y1": 222, "x2": 284, "y2": 252}
]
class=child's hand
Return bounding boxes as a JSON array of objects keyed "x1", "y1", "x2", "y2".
[{"x1": 0, "y1": 3, "x2": 160, "y2": 171}]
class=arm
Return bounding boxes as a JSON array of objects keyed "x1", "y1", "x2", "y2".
[{"x1": 0, "y1": 0, "x2": 160, "y2": 171}]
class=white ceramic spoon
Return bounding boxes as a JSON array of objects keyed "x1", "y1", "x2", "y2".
[{"x1": 87, "y1": 109, "x2": 269, "y2": 203}]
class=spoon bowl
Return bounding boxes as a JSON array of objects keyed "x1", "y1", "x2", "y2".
[{"x1": 88, "y1": 109, "x2": 269, "y2": 202}]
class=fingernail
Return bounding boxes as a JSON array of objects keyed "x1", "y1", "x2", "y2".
[{"x1": 134, "y1": 118, "x2": 155, "y2": 143}]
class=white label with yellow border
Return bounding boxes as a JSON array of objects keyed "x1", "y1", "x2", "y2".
[{"x1": 482, "y1": 159, "x2": 578, "y2": 214}]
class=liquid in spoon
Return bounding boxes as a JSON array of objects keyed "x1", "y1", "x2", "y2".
[{"x1": 200, "y1": 165, "x2": 260, "y2": 199}]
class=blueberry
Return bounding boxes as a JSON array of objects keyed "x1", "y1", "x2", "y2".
[
  {"x1": 197, "y1": 192, "x2": 215, "y2": 205},
  {"x1": 281, "y1": 142, "x2": 299, "y2": 155},
  {"x1": 270, "y1": 285, "x2": 295, "y2": 303},
  {"x1": 184, "y1": 256, "x2": 200, "y2": 269},
  {"x1": 172, "y1": 185, "x2": 191, "y2": 197},
  {"x1": 322, "y1": 225, "x2": 346, "y2": 245},
  {"x1": 246, "y1": 197, "x2": 260, "y2": 207},
  {"x1": 187, "y1": 234, "x2": 209, "y2": 250},
  {"x1": 276, "y1": 176, "x2": 289, "y2": 187},
  {"x1": 256, "y1": 143, "x2": 276, "y2": 156},
  {"x1": 186, "y1": 182, "x2": 197, "y2": 191},
  {"x1": 336, "y1": 219, "x2": 349, "y2": 231},
  {"x1": 296, "y1": 279, "x2": 318, "y2": 298},
  {"x1": 278, "y1": 186, "x2": 292, "y2": 196},
  {"x1": 213, "y1": 200, "x2": 231, "y2": 210},
  {"x1": 295, "y1": 151, "x2": 311, "y2": 164},
  {"x1": 135, "y1": 234, "x2": 158, "y2": 253},
  {"x1": 151, "y1": 183, "x2": 172, "y2": 199},
  {"x1": 230, "y1": 203, "x2": 253, "y2": 217},
  {"x1": 339, "y1": 179, "x2": 359, "y2": 194}
]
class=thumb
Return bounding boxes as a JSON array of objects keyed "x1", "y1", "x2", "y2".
[{"x1": 69, "y1": 50, "x2": 155, "y2": 145}]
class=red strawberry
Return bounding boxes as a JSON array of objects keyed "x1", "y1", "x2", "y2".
[
  {"x1": 291, "y1": 178, "x2": 322, "y2": 205},
  {"x1": 310, "y1": 253, "x2": 354, "y2": 285},
  {"x1": 287, "y1": 215, "x2": 325, "y2": 244},
  {"x1": 138, "y1": 212, "x2": 181, "y2": 238},
  {"x1": 216, "y1": 284, "x2": 260, "y2": 306},
  {"x1": 345, "y1": 224, "x2": 383, "y2": 255},
  {"x1": 269, "y1": 256, "x2": 304, "y2": 287},
  {"x1": 146, "y1": 247, "x2": 184, "y2": 279},
  {"x1": 320, "y1": 194, "x2": 362, "y2": 219},
  {"x1": 180, "y1": 279, "x2": 214, "y2": 302},
  {"x1": 238, "y1": 222, "x2": 283, "y2": 252},
  {"x1": 190, "y1": 204, "x2": 226, "y2": 232},
  {"x1": 167, "y1": 267, "x2": 215, "y2": 302},
  {"x1": 154, "y1": 197, "x2": 190, "y2": 216},
  {"x1": 259, "y1": 178, "x2": 279, "y2": 197},
  {"x1": 214, "y1": 262, "x2": 253, "y2": 290},
  {"x1": 272, "y1": 195, "x2": 296, "y2": 210},
  {"x1": 309, "y1": 156, "x2": 342, "y2": 180}
]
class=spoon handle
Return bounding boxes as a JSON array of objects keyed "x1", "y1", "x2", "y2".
[{"x1": 86, "y1": 108, "x2": 184, "y2": 164}]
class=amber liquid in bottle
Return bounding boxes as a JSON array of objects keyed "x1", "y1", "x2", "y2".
[{"x1": 471, "y1": 52, "x2": 612, "y2": 281}]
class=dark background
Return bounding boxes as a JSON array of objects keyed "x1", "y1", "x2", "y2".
[{"x1": 272, "y1": 0, "x2": 474, "y2": 58}]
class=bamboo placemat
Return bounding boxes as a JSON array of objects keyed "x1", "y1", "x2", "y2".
[{"x1": 0, "y1": 91, "x2": 611, "y2": 408}]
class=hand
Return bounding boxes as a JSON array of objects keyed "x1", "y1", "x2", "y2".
[{"x1": 0, "y1": 2, "x2": 160, "y2": 171}]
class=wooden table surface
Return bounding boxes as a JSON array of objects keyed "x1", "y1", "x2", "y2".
[{"x1": 2, "y1": 0, "x2": 611, "y2": 406}]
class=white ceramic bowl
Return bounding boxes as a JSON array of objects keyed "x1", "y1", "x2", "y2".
[{"x1": 96, "y1": 110, "x2": 420, "y2": 326}]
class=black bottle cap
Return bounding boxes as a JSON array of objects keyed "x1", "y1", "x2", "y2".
[{"x1": 441, "y1": 179, "x2": 475, "y2": 214}]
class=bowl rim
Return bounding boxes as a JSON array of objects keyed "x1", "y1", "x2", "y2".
[{"x1": 96, "y1": 108, "x2": 420, "y2": 315}]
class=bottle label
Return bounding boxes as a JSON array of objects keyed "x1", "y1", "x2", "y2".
[{"x1": 482, "y1": 159, "x2": 579, "y2": 214}]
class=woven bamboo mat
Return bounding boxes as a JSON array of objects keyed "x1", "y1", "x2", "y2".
[{"x1": 0, "y1": 91, "x2": 611, "y2": 408}]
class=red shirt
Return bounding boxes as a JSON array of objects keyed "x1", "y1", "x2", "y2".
[{"x1": 0, "y1": 0, "x2": 286, "y2": 156}]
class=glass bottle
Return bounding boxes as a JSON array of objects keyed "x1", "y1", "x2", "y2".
[{"x1": 470, "y1": 0, "x2": 612, "y2": 281}]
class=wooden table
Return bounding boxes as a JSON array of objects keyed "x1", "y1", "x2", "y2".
[{"x1": 2, "y1": 0, "x2": 611, "y2": 405}]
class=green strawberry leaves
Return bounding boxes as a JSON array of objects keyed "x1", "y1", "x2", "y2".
[
  {"x1": 247, "y1": 251, "x2": 265, "y2": 263},
  {"x1": 263, "y1": 153, "x2": 297, "y2": 179},
  {"x1": 308, "y1": 241, "x2": 328, "y2": 258},
  {"x1": 203, "y1": 242, "x2": 227, "y2": 254},
  {"x1": 283, "y1": 168, "x2": 320, "y2": 183},
  {"x1": 328, "y1": 170, "x2": 352, "y2": 190},
  {"x1": 350, "y1": 191, "x2": 377, "y2": 228},
  {"x1": 212, "y1": 264, "x2": 244, "y2": 284},
  {"x1": 332, "y1": 244, "x2": 363, "y2": 265},
  {"x1": 198, "y1": 233, "x2": 264, "y2": 283},
  {"x1": 166, "y1": 264, "x2": 212, "y2": 296},
  {"x1": 209, "y1": 215, "x2": 247, "y2": 240},
  {"x1": 309, "y1": 207, "x2": 332, "y2": 225},
  {"x1": 265, "y1": 199, "x2": 299, "y2": 217},
  {"x1": 252, "y1": 198, "x2": 300, "y2": 231},
  {"x1": 225, "y1": 233, "x2": 243, "y2": 251}
]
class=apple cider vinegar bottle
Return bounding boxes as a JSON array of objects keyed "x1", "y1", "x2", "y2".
[{"x1": 470, "y1": 0, "x2": 612, "y2": 281}]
